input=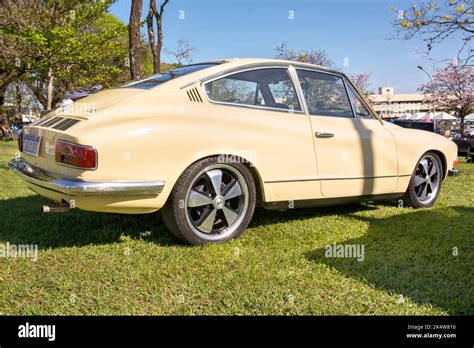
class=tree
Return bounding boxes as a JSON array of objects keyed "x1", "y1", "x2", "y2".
[
  {"x1": 392, "y1": 0, "x2": 474, "y2": 65},
  {"x1": 0, "y1": 55, "x2": 22, "y2": 110},
  {"x1": 0, "y1": 4, "x2": 24, "y2": 109},
  {"x1": 274, "y1": 42, "x2": 334, "y2": 67},
  {"x1": 349, "y1": 73, "x2": 373, "y2": 97},
  {"x1": 165, "y1": 38, "x2": 197, "y2": 65},
  {"x1": 129, "y1": 0, "x2": 143, "y2": 80},
  {"x1": 419, "y1": 64, "x2": 474, "y2": 132},
  {"x1": 146, "y1": 0, "x2": 170, "y2": 73},
  {"x1": 1, "y1": 0, "x2": 129, "y2": 110}
]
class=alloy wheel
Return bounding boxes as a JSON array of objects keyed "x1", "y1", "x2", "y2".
[
  {"x1": 413, "y1": 154, "x2": 441, "y2": 205},
  {"x1": 184, "y1": 164, "x2": 249, "y2": 240}
]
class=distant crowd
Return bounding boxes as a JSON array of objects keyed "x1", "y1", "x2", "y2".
[{"x1": 1, "y1": 117, "x2": 23, "y2": 140}]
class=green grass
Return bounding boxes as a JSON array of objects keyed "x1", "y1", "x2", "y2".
[{"x1": 0, "y1": 140, "x2": 473, "y2": 315}]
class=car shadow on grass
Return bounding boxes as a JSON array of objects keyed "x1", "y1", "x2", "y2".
[
  {"x1": 305, "y1": 206, "x2": 474, "y2": 315},
  {"x1": 250, "y1": 202, "x2": 381, "y2": 228},
  {"x1": 0, "y1": 195, "x2": 179, "y2": 248},
  {"x1": 0, "y1": 190, "x2": 387, "y2": 249},
  {"x1": 0, "y1": 194, "x2": 387, "y2": 249}
]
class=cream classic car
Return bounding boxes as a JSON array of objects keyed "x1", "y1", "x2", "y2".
[{"x1": 9, "y1": 58, "x2": 458, "y2": 245}]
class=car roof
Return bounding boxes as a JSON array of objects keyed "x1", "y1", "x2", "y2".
[{"x1": 222, "y1": 58, "x2": 338, "y2": 72}]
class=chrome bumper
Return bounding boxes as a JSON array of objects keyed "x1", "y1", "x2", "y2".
[{"x1": 8, "y1": 158, "x2": 165, "y2": 196}]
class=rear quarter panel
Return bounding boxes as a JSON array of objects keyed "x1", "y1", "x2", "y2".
[{"x1": 66, "y1": 82, "x2": 319, "y2": 210}]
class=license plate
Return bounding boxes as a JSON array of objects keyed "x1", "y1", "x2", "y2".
[{"x1": 23, "y1": 134, "x2": 42, "y2": 157}]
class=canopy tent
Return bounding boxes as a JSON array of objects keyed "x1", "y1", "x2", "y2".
[
  {"x1": 412, "y1": 112, "x2": 435, "y2": 120},
  {"x1": 397, "y1": 113, "x2": 414, "y2": 120},
  {"x1": 433, "y1": 112, "x2": 456, "y2": 120},
  {"x1": 412, "y1": 112, "x2": 456, "y2": 120}
]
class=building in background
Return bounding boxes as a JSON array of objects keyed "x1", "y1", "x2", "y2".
[{"x1": 369, "y1": 87, "x2": 435, "y2": 119}]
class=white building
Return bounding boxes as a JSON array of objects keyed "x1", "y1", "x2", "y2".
[{"x1": 369, "y1": 87, "x2": 435, "y2": 119}]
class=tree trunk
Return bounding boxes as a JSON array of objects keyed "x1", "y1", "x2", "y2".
[
  {"x1": 46, "y1": 66, "x2": 53, "y2": 111},
  {"x1": 129, "y1": 0, "x2": 143, "y2": 80},
  {"x1": 0, "y1": 85, "x2": 6, "y2": 110},
  {"x1": 24, "y1": 79, "x2": 48, "y2": 110},
  {"x1": 146, "y1": 0, "x2": 169, "y2": 74},
  {"x1": 16, "y1": 83, "x2": 23, "y2": 115},
  {"x1": 156, "y1": 10, "x2": 164, "y2": 72}
]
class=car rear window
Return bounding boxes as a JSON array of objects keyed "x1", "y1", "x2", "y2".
[{"x1": 120, "y1": 63, "x2": 222, "y2": 90}]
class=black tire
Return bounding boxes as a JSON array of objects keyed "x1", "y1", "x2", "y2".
[
  {"x1": 161, "y1": 157, "x2": 256, "y2": 245},
  {"x1": 403, "y1": 152, "x2": 443, "y2": 208}
]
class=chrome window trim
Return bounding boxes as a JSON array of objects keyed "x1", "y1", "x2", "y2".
[
  {"x1": 201, "y1": 66, "x2": 305, "y2": 114},
  {"x1": 288, "y1": 65, "x2": 309, "y2": 115},
  {"x1": 342, "y1": 77, "x2": 357, "y2": 119},
  {"x1": 343, "y1": 76, "x2": 382, "y2": 123},
  {"x1": 343, "y1": 78, "x2": 378, "y2": 121}
]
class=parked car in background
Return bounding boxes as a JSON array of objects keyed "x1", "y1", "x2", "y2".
[
  {"x1": 9, "y1": 58, "x2": 459, "y2": 245},
  {"x1": 451, "y1": 130, "x2": 472, "y2": 156},
  {"x1": 464, "y1": 124, "x2": 474, "y2": 136}
]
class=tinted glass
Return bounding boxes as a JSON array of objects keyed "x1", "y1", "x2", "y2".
[
  {"x1": 121, "y1": 63, "x2": 221, "y2": 89},
  {"x1": 205, "y1": 68, "x2": 301, "y2": 111},
  {"x1": 297, "y1": 69, "x2": 353, "y2": 118}
]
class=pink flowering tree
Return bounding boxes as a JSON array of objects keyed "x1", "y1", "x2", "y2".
[
  {"x1": 419, "y1": 64, "x2": 474, "y2": 132},
  {"x1": 349, "y1": 73, "x2": 373, "y2": 97}
]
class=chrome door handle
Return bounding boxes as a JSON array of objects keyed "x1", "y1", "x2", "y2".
[{"x1": 315, "y1": 131, "x2": 334, "y2": 138}]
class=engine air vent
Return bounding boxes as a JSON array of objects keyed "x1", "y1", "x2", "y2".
[
  {"x1": 186, "y1": 87, "x2": 203, "y2": 103},
  {"x1": 34, "y1": 116, "x2": 53, "y2": 126},
  {"x1": 41, "y1": 117, "x2": 63, "y2": 128},
  {"x1": 51, "y1": 118, "x2": 80, "y2": 131}
]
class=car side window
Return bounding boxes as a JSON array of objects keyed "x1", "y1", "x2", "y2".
[
  {"x1": 296, "y1": 69, "x2": 354, "y2": 118},
  {"x1": 346, "y1": 82, "x2": 374, "y2": 119},
  {"x1": 205, "y1": 68, "x2": 301, "y2": 111}
]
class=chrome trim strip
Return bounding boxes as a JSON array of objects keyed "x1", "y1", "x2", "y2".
[
  {"x1": 288, "y1": 65, "x2": 309, "y2": 115},
  {"x1": 264, "y1": 174, "x2": 410, "y2": 184},
  {"x1": 342, "y1": 76, "x2": 357, "y2": 119},
  {"x1": 8, "y1": 158, "x2": 164, "y2": 196}
]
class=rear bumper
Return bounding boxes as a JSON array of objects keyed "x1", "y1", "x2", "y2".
[{"x1": 8, "y1": 158, "x2": 165, "y2": 196}]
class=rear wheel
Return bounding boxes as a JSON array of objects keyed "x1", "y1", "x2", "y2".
[
  {"x1": 403, "y1": 152, "x2": 443, "y2": 208},
  {"x1": 161, "y1": 157, "x2": 256, "y2": 245}
]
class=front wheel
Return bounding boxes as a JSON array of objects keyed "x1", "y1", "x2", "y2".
[
  {"x1": 161, "y1": 157, "x2": 256, "y2": 245},
  {"x1": 403, "y1": 152, "x2": 443, "y2": 208}
]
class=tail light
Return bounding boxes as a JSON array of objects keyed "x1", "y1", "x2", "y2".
[
  {"x1": 55, "y1": 140, "x2": 97, "y2": 169},
  {"x1": 453, "y1": 159, "x2": 459, "y2": 167},
  {"x1": 18, "y1": 132, "x2": 23, "y2": 152}
]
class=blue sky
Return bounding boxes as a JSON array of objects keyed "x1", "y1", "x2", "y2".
[{"x1": 110, "y1": 0, "x2": 461, "y2": 93}]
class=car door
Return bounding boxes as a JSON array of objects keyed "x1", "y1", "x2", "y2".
[
  {"x1": 203, "y1": 67, "x2": 321, "y2": 202},
  {"x1": 295, "y1": 69, "x2": 398, "y2": 197}
]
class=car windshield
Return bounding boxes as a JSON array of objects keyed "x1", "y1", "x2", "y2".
[{"x1": 120, "y1": 63, "x2": 222, "y2": 90}]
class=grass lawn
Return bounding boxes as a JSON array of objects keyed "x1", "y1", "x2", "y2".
[{"x1": 0, "y1": 140, "x2": 473, "y2": 315}]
